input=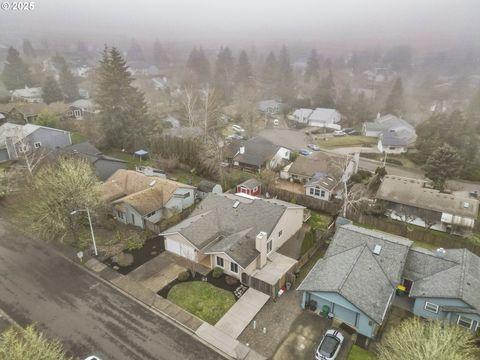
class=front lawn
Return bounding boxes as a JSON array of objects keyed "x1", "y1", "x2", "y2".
[
  {"x1": 318, "y1": 135, "x2": 377, "y2": 149},
  {"x1": 348, "y1": 345, "x2": 377, "y2": 360},
  {"x1": 167, "y1": 281, "x2": 236, "y2": 324}
]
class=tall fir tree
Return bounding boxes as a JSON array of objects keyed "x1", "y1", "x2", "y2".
[
  {"x1": 42, "y1": 76, "x2": 63, "y2": 104},
  {"x1": 153, "y1": 39, "x2": 169, "y2": 68},
  {"x1": 127, "y1": 39, "x2": 145, "y2": 62},
  {"x1": 312, "y1": 70, "x2": 336, "y2": 108},
  {"x1": 1, "y1": 46, "x2": 33, "y2": 90},
  {"x1": 95, "y1": 47, "x2": 150, "y2": 150},
  {"x1": 262, "y1": 51, "x2": 278, "y2": 86},
  {"x1": 22, "y1": 39, "x2": 36, "y2": 59},
  {"x1": 304, "y1": 49, "x2": 320, "y2": 83},
  {"x1": 235, "y1": 50, "x2": 252, "y2": 85},
  {"x1": 423, "y1": 144, "x2": 461, "y2": 190},
  {"x1": 213, "y1": 47, "x2": 235, "y2": 103},
  {"x1": 277, "y1": 45, "x2": 294, "y2": 102},
  {"x1": 384, "y1": 77, "x2": 406, "y2": 116},
  {"x1": 59, "y1": 64, "x2": 79, "y2": 102},
  {"x1": 186, "y1": 47, "x2": 210, "y2": 84}
]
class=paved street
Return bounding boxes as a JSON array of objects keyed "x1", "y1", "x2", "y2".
[{"x1": 0, "y1": 219, "x2": 224, "y2": 360}]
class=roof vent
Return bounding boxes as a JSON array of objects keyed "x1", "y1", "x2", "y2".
[
  {"x1": 149, "y1": 180, "x2": 156, "y2": 187},
  {"x1": 463, "y1": 202, "x2": 470, "y2": 208},
  {"x1": 435, "y1": 248, "x2": 446, "y2": 257},
  {"x1": 373, "y1": 245, "x2": 382, "y2": 255},
  {"x1": 233, "y1": 200, "x2": 240, "y2": 208}
]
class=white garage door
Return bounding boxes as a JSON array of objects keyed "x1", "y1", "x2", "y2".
[{"x1": 165, "y1": 239, "x2": 195, "y2": 260}]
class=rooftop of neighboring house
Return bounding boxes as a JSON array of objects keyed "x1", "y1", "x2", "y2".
[
  {"x1": 162, "y1": 126, "x2": 203, "y2": 139},
  {"x1": 364, "y1": 114, "x2": 415, "y2": 133},
  {"x1": 257, "y1": 99, "x2": 282, "y2": 112},
  {"x1": 380, "y1": 126, "x2": 417, "y2": 147},
  {"x1": 376, "y1": 175, "x2": 479, "y2": 218},
  {"x1": 0, "y1": 122, "x2": 70, "y2": 149},
  {"x1": 162, "y1": 193, "x2": 304, "y2": 268},
  {"x1": 100, "y1": 169, "x2": 195, "y2": 204},
  {"x1": 403, "y1": 247, "x2": 480, "y2": 313},
  {"x1": 298, "y1": 224, "x2": 413, "y2": 324},
  {"x1": 70, "y1": 99, "x2": 95, "y2": 110},
  {"x1": 233, "y1": 137, "x2": 285, "y2": 168},
  {"x1": 237, "y1": 178, "x2": 262, "y2": 190},
  {"x1": 0, "y1": 102, "x2": 68, "y2": 117},
  {"x1": 11, "y1": 87, "x2": 42, "y2": 98},
  {"x1": 197, "y1": 180, "x2": 220, "y2": 193},
  {"x1": 305, "y1": 172, "x2": 338, "y2": 191},
  {"x1": 308, "y1": 108, "x2": 340, "y2": 122},
  {"x1": 288, "y1": 151, "x2": 350, "y2": 179}
]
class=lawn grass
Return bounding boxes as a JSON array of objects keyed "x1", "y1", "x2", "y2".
[
  {"x1": 348, "y1": 345, "x2": 377, "y2": 360},
  {"x1": 300, "y1": 229, "x2": 316, "y2": 256},
  {"x1": 167, "y1": 169, "x2": 206, "y2": 186},
  {"x1": 307, "y1": 211, "x2": 332, "y2": 231},
  {"x1": 412, "y1": 240, "x2": 438, "y2": 250},
  {"x1": 70, "y1": 131, "x2": 87, "y2": 145},
  {"x1": 103, "y1": 149, "x2": 157, "y2": 170},
  {"x1": 318, "y1": 136, "x2": 377, "y2": 149},
  {"x1": 168, "y1": 281, "x2": 236, "y2": 324}
]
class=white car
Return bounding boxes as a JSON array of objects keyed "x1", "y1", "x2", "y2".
[
  {"x1": 307, "y1": 143, "x2": 320, "y2": 151},
  {"x1": 333, "y1": 130, "x2": 346, "y2": 137},
  {"x1": 232, "y1": 124, "x2": 245, "y2": 133},
  {"x1": 273, "y1": 119, "x2": 279, "y2": 126},
  {"x1": 314, "y1": 329, "x2": 344, "y2": 360}
]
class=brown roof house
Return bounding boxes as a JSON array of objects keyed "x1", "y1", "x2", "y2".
[
  {"x1": 100, "y1": 169, "x2": 196, "y2": 230},
  {"x1": 376, "y1": 175, "x2": 480, "y2": 234},
  {"x1": 280, "y1": 151, "x2": 359, "y2": 201}
]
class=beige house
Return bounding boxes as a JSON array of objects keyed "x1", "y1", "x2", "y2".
[
  {"x1": 161, "y1": 193, "x2": 305, "y2": 297},
  {"x1": 100, "y1": 169, "x2": 196, "y2": 230}
]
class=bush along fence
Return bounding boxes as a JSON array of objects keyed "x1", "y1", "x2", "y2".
[
  {"x1": 264, "y1": 184, "x2": 341, "y2": 215},
  {"x1": 347, "y1": 211, "x2": 480, "y2": 256}
]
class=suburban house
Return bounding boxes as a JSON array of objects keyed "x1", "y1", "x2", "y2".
[
  {"x1": 59, "y1": 142, "x2": 127, "y2": 181},
  {"x1": 257, "y1": 99, "x2": 283, "y2": 115},
  {"x1": 66, "y1": 99, "x2": 96, "y2": 120},
  {"x1": 298, "y1": 223, "x2": 412, "y2": 339},
  {"x1": 228, "y1": 137, "x2": 291, "y2": 172},
  {"x1": 0, "y1": 102, "x2": 68, "y2": 124},
  {"x1": 376, "y1": 175, "x2": 479, "y2": 234},
  {"x1": 11, "y1": 87, "x2": 43, "y2": 103},
  {"x1": 291, "y1": 108, "x2": 341, "y2": 129},
  {"x1": 161, "y1": 193, "x2": 305, "y2": 297},
  {"x1": 0, "y1": 122, "x2": 71, "y2": 162},
  {"x1": 280, "y1": 152, "x2": 359, "y2": 200},
  {"x1": 298, "y1": 222, "x2": 480, "y2": 338},
  {"x1": 197, "y1": 180, "x2": 223, "y2": 199},
  {"x1": 236, "y1": 178, "x2": 262, "y2": 197},
  {"x1": 100, "y1": 169, "x2": 196, "y2": 230},
  {"x1": 363, "y1": 114, "x2": 417, "y2": 154}
]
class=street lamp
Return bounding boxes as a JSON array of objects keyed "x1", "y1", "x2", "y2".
[{"x1": 70, "y1": 207, "x2": 98, "y2": 256}]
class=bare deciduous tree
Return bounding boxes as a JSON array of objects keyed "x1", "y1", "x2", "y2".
[{"x1": 180, "y1": 86, "x2": 198, "y2": 127}]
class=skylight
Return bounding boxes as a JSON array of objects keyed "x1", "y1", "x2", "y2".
[
  {"x1": 233, "y1": 200, "x2": 240, "y2": 208},
  {"x1": 373, "y1": 245, "x2": 382, "y2": 255}
]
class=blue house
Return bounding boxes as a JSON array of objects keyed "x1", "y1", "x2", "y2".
[
  {"x1": 403, "y1": 247, "x2": 480, "y2": 332},
  {"x1": 297, "y1": 224, "x2": 412, "y2": 339}
]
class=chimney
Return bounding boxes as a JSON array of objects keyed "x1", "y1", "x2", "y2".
[
  {"x1": 255, "y1": 231, "x2": 268, "y2": 268},
  {"x1": 435, "y1": 248, "x2": 446, "y2": 258},
  {"x1": 239, "y1": 145, "x2": 245, "y2": 154},
  {"x1": 377, "y1": 112, "x2": 381, "y2": 119}
]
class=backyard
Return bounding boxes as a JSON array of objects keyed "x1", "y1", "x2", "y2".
[
  {"x1": 167, "y1": 281, "x2": 236, "y2": 324},
  {"x1": 348, "y1": 345, "x2": 377, "y2": 360},
  {"x1": 318, "y1": 136, "x2": 377, "y2": 149}
]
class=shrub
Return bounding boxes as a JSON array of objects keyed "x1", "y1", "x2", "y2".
[
  {"x1": 212, "y1": 266, "x2": 224, "y2": 278},
  {"x1": 375, "y1": 166, "x2": 387, "y2": 177},
  {"x1": 350, "y1": 173, "x2": 363, "y2": 183},
  {"x1": 357, "y1": 169, "x2": 372, "y2": 179},
  {"x1": 125, "y1": 233, "x2": 144, "y2": 251},
  {"x1": 178, "y1": 270, "x2": 190, "y2": 281},
  {"x1": 386, "y1": 158, "x2": 403, "y2": 166}
]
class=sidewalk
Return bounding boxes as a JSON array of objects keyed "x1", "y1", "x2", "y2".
[{"x1": 80, "y1": 255, "x2": 266, "y2": 360}]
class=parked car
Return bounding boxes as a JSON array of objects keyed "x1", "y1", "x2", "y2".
[
  {"x1": 232, "y1": 124, "x2": 245, "y2": 133},
  {"x1": 343, "y1": 128, "x2": 360, "y2": 135},
  {"x1": 333, "y1": 130, "x2": 347, "y2": 137},
  {"x1": 315, "y1": 329, "x2": 344, "y2": 360},
  {"x1": 273, "y1": 119, "x2": 279, "y2": 126},
  {"x1": 299, "y1": 149, "x2": 312, "y2": 156},
  {"x1": 226, "y1": 134, "x2": 244, "y2": 140},
  {"x1": 307, "y1": 143, "x2": 320, "y2": 151}
]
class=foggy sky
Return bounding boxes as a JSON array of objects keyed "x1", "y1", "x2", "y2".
[{"x1": 1, "y1": 0, "x2": 479, "y2": 49}]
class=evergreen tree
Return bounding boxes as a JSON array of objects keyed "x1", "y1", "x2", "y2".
[
  {"x1": 277, "y1": 45, "x2": 294, "y2": 102},
  {"x1": 186, "y1": 47, "x2": 210, "y2": 84},
  {"x1": 262, "y1": 51, "x2": 278, "y2": 86},
  {"x1": 351, "y1": 92, "x2": 374, "y2": 124},
  {"x1": 384, "y1": 77, "x2": 406, "y2": 116},
  {"x1": 41, "y1": 76, "x2": 63, "y2": 104},
  {"x1": 127, "y1": 39, "x2": 145, "y2": 62},
  {"x1": 22, "y1": 39, "x2": 36, "y2": 58},
  {"x1": 59, "y1": 64, "x2": 79, "y2": 102},
  {"x1": 304, "y1": 49, "x2": 320, "y2": 83},
  {"x1": 95, "y1": 47, "x2": 151, "y2": 150},
  {"x1": 235, "y1": 50, "x2": 252, "y2": 85},
  {"x1": 424, "y1": 144, "x2": 461, "y2": 190},
  {"x1": 153, "y1": 39, "x2": 169, "y2": 68},
  {"x1": 213, "y1": 47, "x2": 235, "y2": 103},
  {"x1": 1, "y1": 46, "x2": 32, "y2": 90},
  {"x1": 312, "y1": 70, "x2": 336, "y2": 108}
]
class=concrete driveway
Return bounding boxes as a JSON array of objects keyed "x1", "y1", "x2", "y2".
[
  {"x1": 127, "y1": 252, "x2": 186, "y2": 292},
  {"x1": 273, "y1": 311, "x2": 352, "y2": 360}
]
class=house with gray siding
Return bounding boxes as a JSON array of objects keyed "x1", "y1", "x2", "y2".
[
  {"x1": 100, "y1": 169, "x2": 196, "y2": 229},
  {"x1": 0, "y1": 122, "x2": 71, "y2": 162}
]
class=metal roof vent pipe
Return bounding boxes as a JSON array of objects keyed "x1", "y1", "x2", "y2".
[{"x1": 435, "y1": 248, "x2": 446, "y2": 258}]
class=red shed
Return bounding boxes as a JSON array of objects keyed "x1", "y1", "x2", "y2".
[{"x1": 236, "y1": 178, "x2": 262, "y2": 197}]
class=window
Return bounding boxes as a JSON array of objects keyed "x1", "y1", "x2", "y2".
[
  {"x1": 183, "y1": 192, "x2": 190, "y2": 198},
  {"x1": 278, "y1": 230, "x2": 283, "y2": 237},
  {"x1": 145, "y1": 211, "x2": 156, "y2": 218},
  {"x1": 457, "y1": 316, "x2": 473, "y2": 329},
  {"x1": 230, "y1": 262, "x2": 238, "y2": 273},
  {"x1": 216, "y1": 256, "x2": 224, "y2": 268},
  {"x1": 131, "y1": 214, "x2": 135, "y2": 225},
  {"x1": 424, "y1": 302, "x2": 439, "y2": 313},
  {"x1": 73, "y1": 109, "x2": 81, "y2": 118},
  {"x1": 309, "y1": 188, "x2": 314, "y2": 195},
  {"x1": 33, "y1": 142, "x2": 41, "y2": 149},
  {"x1": 117, "y1": 211, "x2": 124, "y2": 220},
  {"x1": 314, "y1": 187, "x2": 321, "y2": 196},
  {"x1": 267, "y1": 239, "x2": 273, "y2": 253},
  {"x1": 320, "y1": 190, "x2": 325, "y2": 198}
]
